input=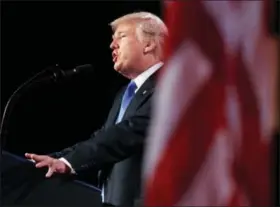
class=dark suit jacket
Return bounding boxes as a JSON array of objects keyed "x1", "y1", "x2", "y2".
[{"x1": 51, "y1": 71, "x2": 158, "y2": 206}]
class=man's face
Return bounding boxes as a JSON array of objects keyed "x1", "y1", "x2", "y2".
[{"x1": 110, "y1": 22, "x2": 145, "y2": 78}]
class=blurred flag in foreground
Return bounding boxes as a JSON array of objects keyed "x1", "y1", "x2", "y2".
[{"x1": 143, "y1": 0, "x2": 278, "y2": 206}]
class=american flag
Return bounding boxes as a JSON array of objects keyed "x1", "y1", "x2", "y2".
[{"x1": 143, "y1": 0, "x2": 277, "y2": 206}]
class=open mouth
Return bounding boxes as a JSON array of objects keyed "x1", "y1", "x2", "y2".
[{"x1": 112, "y1": 51, "x2": 118, "y2": 62}]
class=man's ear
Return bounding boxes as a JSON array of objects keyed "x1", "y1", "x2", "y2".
[{"x1": 143, "y1": 39, "x2": 156, "y2": 54}]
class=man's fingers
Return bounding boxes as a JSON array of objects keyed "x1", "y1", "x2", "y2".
[
  {"x1": 35, "y1": 160, "x2": 50, "y2": 168},
  {"x1": 25, "y1": 153, "x2": 34, "y2": 159},
  {"x1": 45, "y1": 167, "x2": 54, "y2": 178},
  {"x1": 31, "y1": 154, "x2": 46, "y2": 162},
  {"x1": 25, "y1": 153, "x2": 47, "y2": 162}
]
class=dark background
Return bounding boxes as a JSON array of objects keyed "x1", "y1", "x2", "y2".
[{"x1": 1, "y1": 1, "x2": 161, "y2": 184}]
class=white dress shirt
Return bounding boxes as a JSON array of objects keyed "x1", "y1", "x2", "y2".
[
  {"x1": 59, "y1": 61, "x2": 163, "y2": 201},
  {"x1": 133, "y1": 61, "x2": 163, "y2": 92}
]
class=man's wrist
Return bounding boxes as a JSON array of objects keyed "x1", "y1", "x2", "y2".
[{"x1": 59, "y1": 157, "x2": 76, "y2": 174}]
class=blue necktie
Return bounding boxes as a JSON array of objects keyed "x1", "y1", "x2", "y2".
[{"x1": 115, "y1": 81, "x2": 137, "y2": 123}]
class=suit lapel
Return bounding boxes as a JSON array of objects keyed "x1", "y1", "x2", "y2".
[
  {"x1": 121, "y1": 72, "x2": 157, "y2": 120},
  {"x1": 104, "y1": 87, "x2": 125, "y2": 128}
]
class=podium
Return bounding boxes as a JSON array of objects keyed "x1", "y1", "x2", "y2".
[{"x1": 1, "y1": 151, "x2": 102, "y2": 206}]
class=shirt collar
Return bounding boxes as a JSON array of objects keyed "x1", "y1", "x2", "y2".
[{"x1": 133, "y1": 61, "x2": 163, "y2": 92}]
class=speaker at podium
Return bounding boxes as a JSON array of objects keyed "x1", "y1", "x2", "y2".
[{"x1": 1, "y1": 151, "x2": 102, "y2": 206}]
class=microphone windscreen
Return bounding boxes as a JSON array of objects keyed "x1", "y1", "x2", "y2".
[{"x1": 74, "y1": 64, "x2": 94, "y2": 74}]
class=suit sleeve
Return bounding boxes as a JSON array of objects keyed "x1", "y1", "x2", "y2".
[
  {"x1": 49, "y1": 126, "x2": 105, "y2": 159},
  {"x1": 62, "y1": 95, "x2": 152, "y2": 172}
]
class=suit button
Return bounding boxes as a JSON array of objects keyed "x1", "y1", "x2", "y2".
[{"x1": 128, "y1": 121, "x2": 134, "y2": 127}]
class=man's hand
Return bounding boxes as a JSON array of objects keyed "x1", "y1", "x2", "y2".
[{"x1": 25, "y1": 153, "x2": 70, "y2": 178}]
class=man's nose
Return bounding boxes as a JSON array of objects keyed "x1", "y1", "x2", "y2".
[{"x1": 110, "y1": 39, "x2": 118, "y2": 49}]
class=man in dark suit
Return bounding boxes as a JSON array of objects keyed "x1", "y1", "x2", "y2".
[{"x1": 25, "y1": 11, "x2": 168, "y2": 206}]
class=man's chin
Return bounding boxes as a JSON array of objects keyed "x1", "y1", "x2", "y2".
[
  {"x1": 114, "y1": 67, "x2": 122, "y2": 75},
  {"x1": 114, "y1": 67, "x2": 131, "y2": 79},
  {"x1": 114, "y1": 63, "x2": 124, "y2": 74},
  {"x1": 113, "y1": 62, "x2": 120, "y2": 71}
]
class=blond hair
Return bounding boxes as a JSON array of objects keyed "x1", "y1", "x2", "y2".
[{"x1": 110, "y1": 12, "x2": 168, "y2": 60}]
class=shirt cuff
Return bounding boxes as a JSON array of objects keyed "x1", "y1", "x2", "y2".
[{"x1": 59, "y1": 157, "x2": 76, "y2": 174}]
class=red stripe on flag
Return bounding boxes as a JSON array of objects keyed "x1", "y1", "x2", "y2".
[{"x1": 234, "y1": 51, "x2": 271, "y2": 206}]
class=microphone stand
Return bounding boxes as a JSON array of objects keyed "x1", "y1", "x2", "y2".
[{"x1": 0, "y1": 65, "x2": 61, "y2": 152}]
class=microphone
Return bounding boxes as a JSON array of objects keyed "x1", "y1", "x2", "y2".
[
  {"x1": 39, "y1": 64, "x2": 94, "y2": 83},
  {"x1": 62, "y1": 64, "x2": 93, "y2": 77}
]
